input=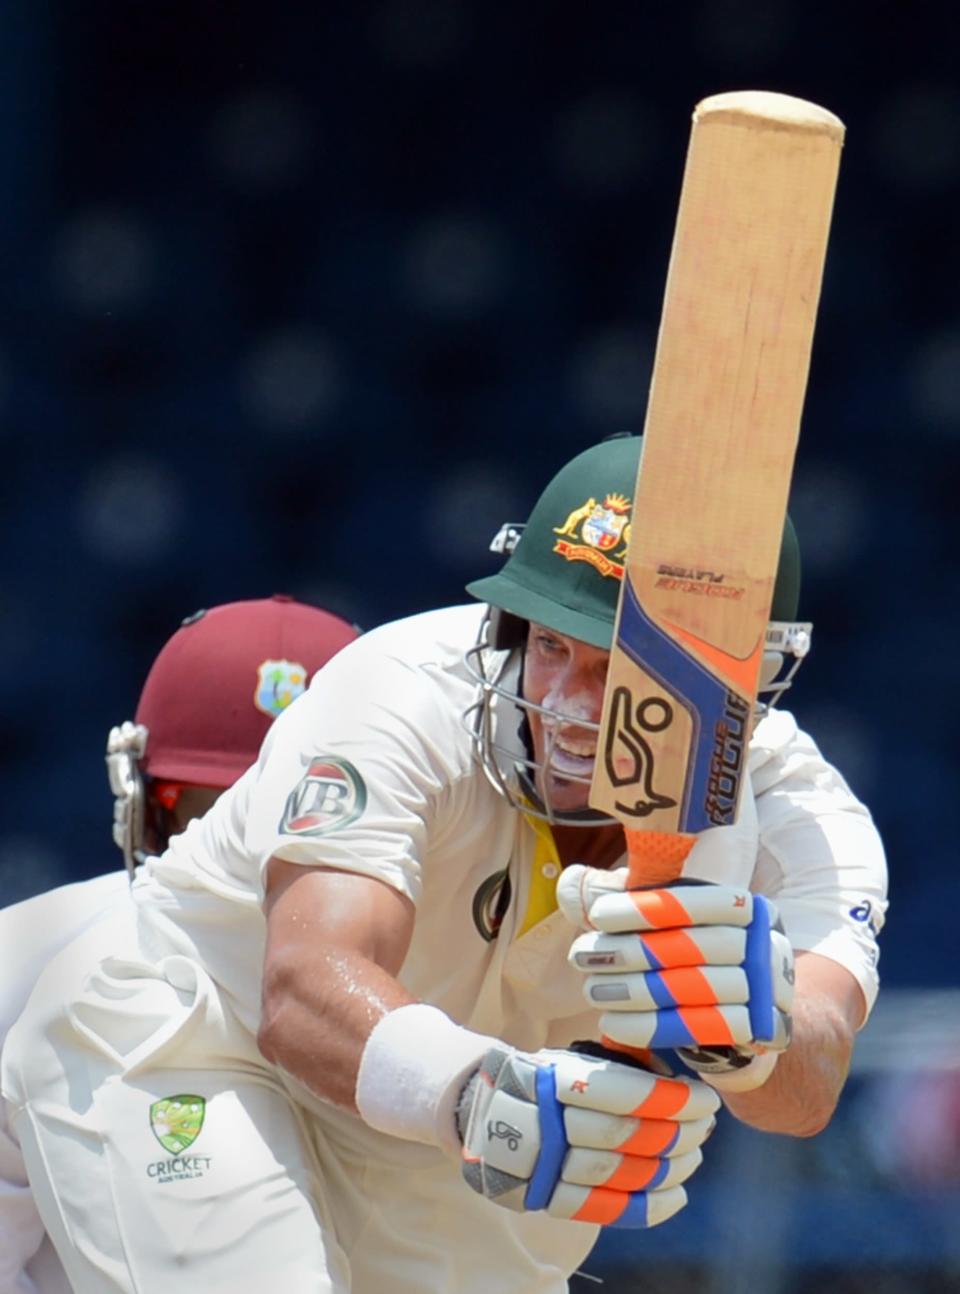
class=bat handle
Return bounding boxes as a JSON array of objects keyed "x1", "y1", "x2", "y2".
[{"x1": 624, "y1": 829, "x2": 696, "y2": 889}]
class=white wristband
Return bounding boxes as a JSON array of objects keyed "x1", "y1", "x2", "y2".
[
  {"x1": 354, "y1": 1003, "x2": 495, "y2": 1159},
  {"x1": 702, "y1": 1049, "x2": 780, "y2": 1094}
]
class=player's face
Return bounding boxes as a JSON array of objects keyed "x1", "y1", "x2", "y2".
[{"x1": 522, "y1": 623, "x2": 610, "y2": 813}]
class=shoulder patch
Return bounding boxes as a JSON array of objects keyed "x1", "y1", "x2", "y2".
[{"x1": 280, "y1": 756, "x2": 367, "y2": 836}]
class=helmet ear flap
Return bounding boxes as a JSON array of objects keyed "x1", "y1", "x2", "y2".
[{"x1": 487, "y1": 608, "x2": 528, "y2": 652}]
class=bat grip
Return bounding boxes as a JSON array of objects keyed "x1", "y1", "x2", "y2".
[{"x1": 624, "y1": 829, "x2": 696, "y2": 889}]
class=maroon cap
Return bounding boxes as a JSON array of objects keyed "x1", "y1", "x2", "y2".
[{"x1": 135, "y1": 595, "x2": 359, "y2": 787}]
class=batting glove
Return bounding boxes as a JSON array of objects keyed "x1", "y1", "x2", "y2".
[
  {"x1": 456, "y1": 1042, "x2": 719, "y2": 1227},
  {"x1": 560, "y1": 868, "x2": 794, "y2": 1091}
]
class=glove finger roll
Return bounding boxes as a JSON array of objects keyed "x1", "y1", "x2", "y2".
[
  {"x1": 563, "y1": 1107, "x2": 717, "y2": 1156},
  {"x1": 589, "y1": 886, "x2": 754, "y2": 933},
  {"x1": 556, "y1": 864, "x2": 629, "y2": 931},
  {"x1": 562, "y1": 1146, "x2": 703, "y2": 1191},
  {"x1": 570, "y1": 926, "x2": 748, "y2": 972},
  {"x1": 552, "y1": 1052, "x2": 719, "y2": 1119},
  {"x1": 546, "y1": 1181, "x2": 688, "y2": 1228},
  {"x1": 581, "y1": 966, "x2": 749, "y2": 1010},
  {"x1": 598, "y1": 1003, "x2": 754, "y2": 1050}
]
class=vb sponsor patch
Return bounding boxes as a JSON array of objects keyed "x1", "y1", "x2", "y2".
[{"x1": 280, "y1": 756, "x2": 367, "y2": 835}]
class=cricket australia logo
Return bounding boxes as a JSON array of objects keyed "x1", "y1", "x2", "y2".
[
  {"x1": 553, "y1": 493, "x2": 631, "y2": 579},
  {"x1": 147, "y1": 1095, "x2": 213, "y2": 1185},
  {"x1": 280, "y1": 756, "x2": 367, "y2": 836},
  {"x1": 150, "y1": 1095, "x2": 206, "y2": 1154},
  {"x1": 254, "y1": 658, "x2": 308, "y2": 717}
]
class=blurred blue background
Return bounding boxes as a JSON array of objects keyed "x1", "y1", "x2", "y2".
[
  {"x1": 0, "y1": 6, "x2": 953, "y2": 977},
  {"x1": 2, "y1": 5, "x2": 958, "y2": 1289}
]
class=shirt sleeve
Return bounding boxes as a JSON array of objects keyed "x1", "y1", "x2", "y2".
[
  {"x1": 0, "y1": 1100, "x2": 46, "y2": 1294},
  {"x1": 749, "y1": 711, "x2": 888, "y2": 1021},
  {"x1": 244, "y1": 636, "x2": 472, "y2": 906}
]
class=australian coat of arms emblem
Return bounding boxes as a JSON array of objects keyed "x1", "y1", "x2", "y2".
[{"x1": 552, "y1": 493, "x2": 631, "y2": 578}]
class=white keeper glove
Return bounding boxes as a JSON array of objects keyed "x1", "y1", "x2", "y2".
[
  {"x1": 558, "y1": 866, "x2": 795, "y2": 1092},
  {"x1": 105, "y1": 720, "x2": 148, "y2": 873},
  {"x1": 456, "y1": 1041, "x2": 719, "y2": 1228}
]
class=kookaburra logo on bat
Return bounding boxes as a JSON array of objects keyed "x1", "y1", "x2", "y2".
[{"x1": 603, "y1": 686, "x2": 678, "y2": 818}]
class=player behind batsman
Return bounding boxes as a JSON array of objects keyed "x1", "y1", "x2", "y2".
[
  {"x1": 0, "y1": 595, "x2": 358, "y2": 1294},
  {"x1": 3, "y1": 435, "x2": 886, "y2": 1294}
]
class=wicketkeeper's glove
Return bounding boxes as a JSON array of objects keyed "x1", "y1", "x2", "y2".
[
  {"x1": 456, "y1": 1041, "x2": 719, "y2": 1227},
  {"x1": 559, "y1": 868, "x2": 795, "y2": 1092}
]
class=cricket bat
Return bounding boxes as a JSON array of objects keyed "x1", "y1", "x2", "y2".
[{"x1": 589, "y1": 91, "x2": 844, "y2": 890}]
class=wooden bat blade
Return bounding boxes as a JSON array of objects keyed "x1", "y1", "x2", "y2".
[{"x1": 588, "y1": 92, "x2": 844, "y2": 885}]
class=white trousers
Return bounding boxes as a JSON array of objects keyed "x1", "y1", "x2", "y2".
[
  {"x1": 2, "y1": 910, "x2": 593, "y2": 1293},
  {"x1": 1, "y1": 870, "x2": 132, "y2": 1294}
]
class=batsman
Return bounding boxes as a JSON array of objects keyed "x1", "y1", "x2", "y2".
[{"x1": 3, "y1": 96, "x2": 886, "y2": 1294}]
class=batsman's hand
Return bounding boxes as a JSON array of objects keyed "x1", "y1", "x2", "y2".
[
  {"x1": 558, "y1": 867, "x2": 794, "y2": 1088},
  {"x1": 456, "y1": 1042, "x2": 719, "y2": 1228}
]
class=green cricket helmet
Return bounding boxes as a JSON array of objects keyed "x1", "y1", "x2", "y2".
[
  {"x1": 467, "y1": 433, "x2": 802, "y2": 649},
  {"x1": 462, "y1": 434, "x2": 811, "y2": 824}
]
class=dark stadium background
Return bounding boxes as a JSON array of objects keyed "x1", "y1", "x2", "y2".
[{"x1": 2, "y1": 5, "x2": 957, "y2": 1289}]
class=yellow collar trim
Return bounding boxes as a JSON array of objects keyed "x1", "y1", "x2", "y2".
[{"x1": 517, "y1": 811, "x2": 562, "y2": 936}]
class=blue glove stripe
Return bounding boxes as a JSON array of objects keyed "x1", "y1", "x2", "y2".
[
  {"x1": 647, "y1": 972, "x2": 678, "y2": 1009},
  {"x1": 660, "y1": 1124, "x2": 680, "y2": 1155},
  {"x1": 745, "y1": 895, "x2": 774, "y2": 1041},
  {"x1": 647, "y1": 1157, "x2": 671, "y2": 1191},
  {"x1": 610, "y1": 1192, "x2": 650, "y2": 1229},
  {"x1": 640, "y1": 938, "x2": 663, "y2": 970},
  {"x1": 649, "y1": 1009, "x2": 697, "y2": 1049},
  {"x1": 524, "y1": 1064, "x2": 569, "y2": 1211}
]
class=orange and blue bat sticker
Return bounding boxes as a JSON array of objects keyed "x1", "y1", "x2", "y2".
[{"x1": 611, "y1": 578, "x2": 751, "y2": 833}]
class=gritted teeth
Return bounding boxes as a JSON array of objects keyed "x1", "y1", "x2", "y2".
[{"x1": 550, "y1": 734, "x2": 597, "y2": 758}]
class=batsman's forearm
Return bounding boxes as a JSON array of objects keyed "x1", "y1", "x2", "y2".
[
  {"x1": 258, "y1": 860, "x2": 418, "y2": 1112},
  {"x1": 258, "y1": 943, "x2": 416, "y2": 1111},
  {"x1": 718, "y1": 953, "x2": 859, "y2": 1136}
]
